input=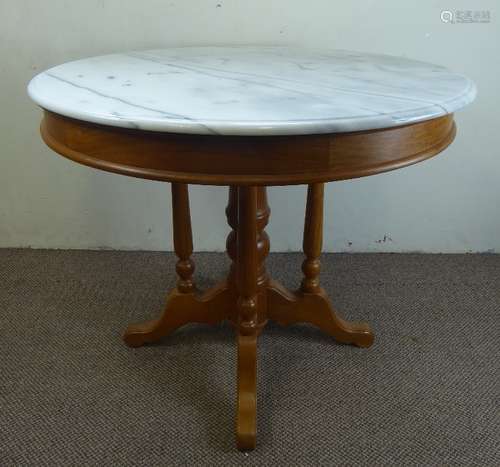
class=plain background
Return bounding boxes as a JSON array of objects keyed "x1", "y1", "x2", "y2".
[{"x1": 0, "y1": 0, "x2": 498, "y2": 252}]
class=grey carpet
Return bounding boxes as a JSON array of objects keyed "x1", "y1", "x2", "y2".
[{"x1": 0, "y1": 249, "x2": 498, "y2": 466}]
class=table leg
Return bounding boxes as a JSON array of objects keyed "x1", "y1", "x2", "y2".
[
  {"x1": 123, "y1": 183, "x2": 231, "y2": 347},
  {"x1": 267, "y1": 183, "x2": 374, "y2": 348},
  {"x1": 171, "y1": 182, "x2": 195, "y2": 293},
  {"x1": 301, "y1": 182, "x2": 324, "y2": 294},
  {"x1": 225, "y1": 186, "x2": 238, "y2": 283},
  {"x1": 235, "y1": 186, "x2": 267, "y2": 450}
]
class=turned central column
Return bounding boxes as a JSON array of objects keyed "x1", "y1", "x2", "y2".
[
  {"x1": 227, "y1": 186, "x2": 270, "y2": 450},
  {"x1": 226, "y1": 186, "x2": 270, "y2": 289}
]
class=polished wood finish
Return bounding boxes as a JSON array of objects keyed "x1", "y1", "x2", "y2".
[
  {"x1": 41, "y1": 111, "x2": 456, "y2": 185},
  {"x1": 225, "y1": 186, "x2": 238, "y2": 282},
  {"x1": 226, "y1": 186, "x2": 270, "y2": 449},
  {"x1": 122, "y1": 282, "x2": 232, "y2": 348},
  {"x1": 123, "y1": 185, "x2": 373, "y2": 445},
  {"x1": 171, "y1": 183, "x2": 195, "y2": 293},
  {"x1": 267, "y1": 280, "x2": 374, "y2": 348},
  {"x1": 38, "y1": 109, "x2": 456, "y2": 450},
  {"x1": 301, "y1": 183, "x2": 324, "y2": 294},
  {"x1": 235, "y1": 187, "x2": 261, "y2": 450},
  {"x1": 123, "y1": 182, "x2": 227, "y2": 347}
]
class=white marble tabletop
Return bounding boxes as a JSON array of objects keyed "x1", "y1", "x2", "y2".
[{"x1": 28, "y1": 46, "x2": 476, "y2": 136}]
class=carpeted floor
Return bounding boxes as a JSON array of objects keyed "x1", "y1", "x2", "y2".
[{"x1": 0, "y1": 249, "x2": 498, "y2": 466}]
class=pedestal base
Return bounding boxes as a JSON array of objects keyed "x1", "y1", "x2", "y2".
[
  {"x1": 123, "y1": 183, "x2": 373, "y2": 450},
  {"x1": 123, "y1": 280, "x2": 373, "y2": 349},
  {"x1": 123, "y1": 279, "x2": 373, "y2": 450}
]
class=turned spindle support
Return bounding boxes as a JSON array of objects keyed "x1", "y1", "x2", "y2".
[
  {"x1": 226, "y1": 186, "x2": 270, "y2": 287},
  {"x1": 267, "y1": 182, "x2": 374, "y2": 348},
  {"x1": 171, "y1": 183, "x2": 195, "y2": 293},
  {"x1": 122, "y1": 182, "x2": 229, "y2": 347},
  {"x1": 301, "y1": 183, "x2": 324, "y2": 293},
  {"x1": 225, "y1": 186, "x2": 238, "y2": 283}
]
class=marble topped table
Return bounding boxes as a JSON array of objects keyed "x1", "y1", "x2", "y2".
[{"x1": 28, "y1": 46, "x2": 475, "y2": 451}]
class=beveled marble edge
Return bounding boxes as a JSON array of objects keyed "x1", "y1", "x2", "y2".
[{"x1": 29, "y1": 90, "x2": 475, "y2": 136}]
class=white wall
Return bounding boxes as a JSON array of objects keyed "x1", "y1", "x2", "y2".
[{"x1": 1, "y1": 0, "x2": 498, "y2": 252}]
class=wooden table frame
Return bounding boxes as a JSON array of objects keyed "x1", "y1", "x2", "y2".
[{"x1": 39, "y1": 110, "x2": 456, "y2": 450}]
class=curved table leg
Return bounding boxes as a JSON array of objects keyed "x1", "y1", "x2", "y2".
[
  {"x1": 267, "y1": 183, "x2": 374, "y2": 348},
  {"x1": 236, "y1": 333, "x2": 258, "y2": 450},
  {"x1": 267, "y1": 280, "x2": 373, "y2": 347},
  {"x1": 123, "y1": 281, "x2": 233, "y2": 347},
  {"x1": 234, "y1": 186, "x2": 266, "y2": 450},
  {"x1": 124, "y1": 183, "x2": 232, "y2": 347}
]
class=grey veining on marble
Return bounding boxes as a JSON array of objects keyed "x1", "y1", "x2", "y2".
[{"x1": 28, "y1": 46, "x2": 476, "y2": 135}]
